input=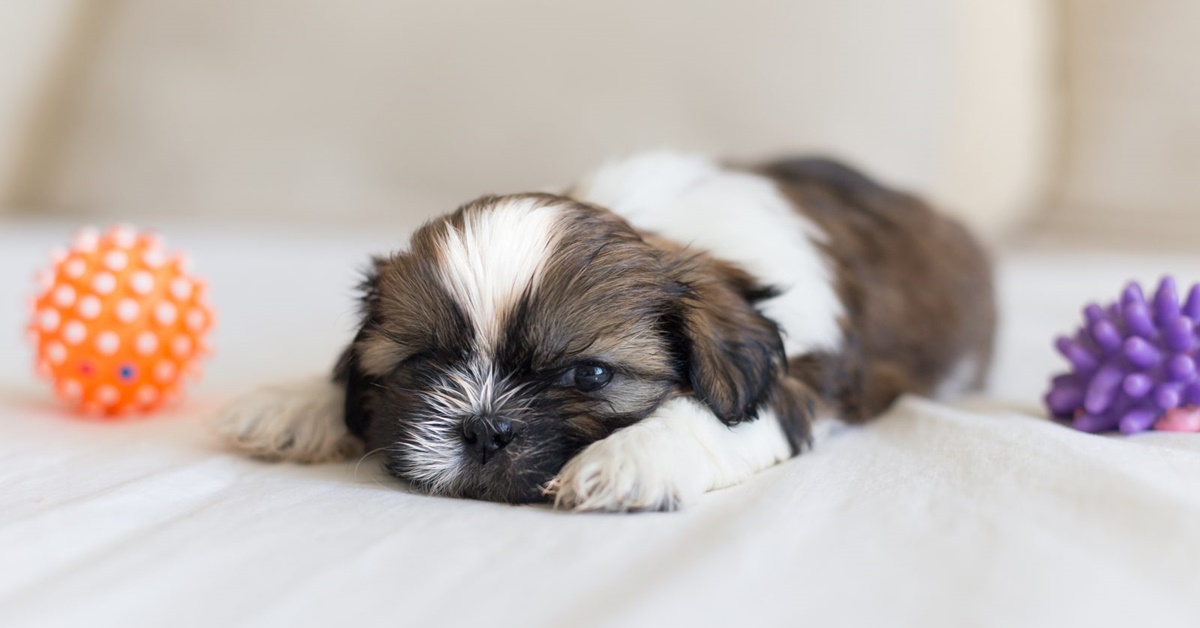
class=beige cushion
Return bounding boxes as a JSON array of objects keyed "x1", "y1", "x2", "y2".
[
  {"x1": 16, "y1": 0, "x2": 1052, "y2": 237},
  {"x1": 0, "y1": 0, "x2": 87, "y2": 211},
  {"x1": 1056, "y1": 0, "x2": 1200, "y2": 237}
]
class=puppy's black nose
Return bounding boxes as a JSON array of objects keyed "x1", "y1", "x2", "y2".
[{"x1": 462, "y1": 416, "x2": 514, "y2": 464}]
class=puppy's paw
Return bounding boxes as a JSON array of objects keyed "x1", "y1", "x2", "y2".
[
  {"x1": 546, "y1": 424, "x2": 704, "y2": 513},
  {"x1": 214, "y1": 377, "x2": 361, "y2": 463}
]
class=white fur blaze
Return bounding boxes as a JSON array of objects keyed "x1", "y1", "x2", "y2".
[
  {"x1": 934, "y1": 355, "x2": 982, "y2": 400},
  {"x1": 435, "y1": 199, "x2": 564, "y2": 352},
  {"x1": 573, "y1": 152, "x2": 844, "y2": 356},
  {"x1": 214, "y1": 377, "x2": 361, "y2": 463},
  {"x1": 547, "y1": 397, "x2": 792, "y2": 512}
]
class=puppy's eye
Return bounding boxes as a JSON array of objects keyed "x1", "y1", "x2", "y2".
[
  {"x1": 559, "y1": 363, "x2": 613, "y2": 392},
  {"x1": 401, "y1": 353, "x2": 433, "y2": 373}
]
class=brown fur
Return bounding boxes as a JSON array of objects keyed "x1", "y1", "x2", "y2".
[
  {"x1": 334, "y1": 158, "x2": 996, "y2": 502},
  {"x1": 338, "y1": 195, "x2": 710, "y2": 500},
  {"x1": 755, "y1": 157, "x2": 996, "y2": 424},
  {"x1": 644, "y1": 233, "x2": 818, "y2": 447}
]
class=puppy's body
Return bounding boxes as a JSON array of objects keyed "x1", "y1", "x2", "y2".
[
  {"x1": 576, "y1": 153, "x2": 995, "y2": 417},
  {"x1": 218, "y1": 153, "x2": 995, "y2": 511}
]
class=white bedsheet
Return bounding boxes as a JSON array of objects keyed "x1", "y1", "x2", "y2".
[{"x1": 3, "y1": 222, "x2": 1200, "y2": 628}]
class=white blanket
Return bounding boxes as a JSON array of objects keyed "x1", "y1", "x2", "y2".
[{"x1": 3, "y1": 223, "x2": 1200, "y2": 627}]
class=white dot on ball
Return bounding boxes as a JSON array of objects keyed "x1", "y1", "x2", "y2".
[
  {"x1": 176, "y1": 254, "x2": 194, "y2": 273},
  {"x1": 169, "y1": 277, "x2": 192, "y2": 301},
  {"x1": 185, "y1": 309, "x2": 206, "y2": 331},
  {"x1": 73, "y1": 228, "x2": 100, "y2": 251},
  {"x1": 136, "y1": 386, "x2": 159, "y2": 405},
  {"x1": 49, "y1": 247, "x2": 68, "y2": 263},
  {"x1": 171, "y1": 335, "x2": 193, "y2": 357},
  {"x1": 39, "y1": 308, "x2": 61, "y2": 332},
  {"x1": 109, "y1": 225, "x2": 137, "y2": 248},
  {"x1": 37, "y1": 359, "x2": 54, "y2": 377},
  {"x1": 62, "y1": 320, "x2": 86, "y2": 345},
  {"x1": 103, "y1": 250, "x2": 129, "y2": 272},
  {"x1": 135, "y1": 331, "x2": 159, "y2": 355},
  {"x1": 93, "y1": 272, "x2": 117, "y2": 295},
  {"x1": 36, "y1": 269, "x2": 54, "y2": 291},
  {"x1": 131, "y1": 271, "x2": 155, "y2": 295},
  {"x1": 96, "y1": 331, "x2": 120, "y2": 355},
  {"x1": 141, "y1": 232, "x2": 165, "y2": 249},
  {"x1": 96, "y1": 385, "x2": 119, "y2": 406},
  {"x1": 116, "y1": 299, "x2": 140, "y2": 323},
  {"x1": 154, "y1": 361, "x2": 177, "y2": 383},
  {"x1": 64, "y1": 258, "x2": 87, "y2": 278},
  {"x1": 47, "y1": 341, "x2": 67, "y2": 364},
  {"x1": 154, "y1": 302, "x2": 178, "y2": 326},
  {"x1": 62, "y1": 379, "x2": 82, "y2": 398},
  {"x1": 142, "y1": 249, "x2": 166, "y2": 268},
  {"x1": 53, "y1": 284, "x2": 76, "y2": 308},
  {"x1": 77, "y1": 295, "x2": 102, "y2": 319}
]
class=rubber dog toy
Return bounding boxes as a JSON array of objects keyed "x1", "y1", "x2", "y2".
[
  {"x1": 27, "y1": 226, "x2": 213, "y2": 416},
  {"x1": 1046, "y1": 276, "x2": 1200, "y2": 434}
]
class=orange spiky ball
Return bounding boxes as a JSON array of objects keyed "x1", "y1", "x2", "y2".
[{"x1": 27, "y1": 226, "x2": 214, "y2": 416}]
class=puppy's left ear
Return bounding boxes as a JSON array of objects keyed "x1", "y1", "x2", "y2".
[
  {"x1": 334, "y1": 330, "x2": 377, "y2": 440},
  {"x1": 333, "y1": 258, "x2": 387, "y2": 439},
  {"x1": 668, "y1": 252, "x2": 787, "y2": 425}
]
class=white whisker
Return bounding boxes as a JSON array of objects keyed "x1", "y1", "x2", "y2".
[{"x1": 394, "y1": 359, "x2": 534, "y2": 494}]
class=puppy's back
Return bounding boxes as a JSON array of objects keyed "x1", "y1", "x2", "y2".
[{"x1": 759, "y1": 156, "x2": 997, "y2": 419}]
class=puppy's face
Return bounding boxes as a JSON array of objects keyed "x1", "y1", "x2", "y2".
[
  {"x1": 341, "y1": 195, "x2": 684, "y2": 502},
  {"x1": 338, "y1": 194, "x2": 787, "y2": 503}
]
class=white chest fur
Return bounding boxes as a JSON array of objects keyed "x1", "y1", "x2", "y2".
[{"x1": 573, "y1": 152, "x2": 844, "y2": 356}]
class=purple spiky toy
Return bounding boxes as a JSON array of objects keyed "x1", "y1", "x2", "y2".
[{"x1": 1045, "y1": 276, "x2": 1200, "y2": 434}]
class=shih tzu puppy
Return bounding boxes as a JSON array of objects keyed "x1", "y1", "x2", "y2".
[{"x1": 216, "y1": 152, "x2": 995, "y2": 512}]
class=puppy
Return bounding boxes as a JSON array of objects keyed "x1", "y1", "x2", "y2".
[{"x1": 216, "y1": 153, "x2": 995, "y2": 511}]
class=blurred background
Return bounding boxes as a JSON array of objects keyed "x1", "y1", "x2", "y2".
[{"x1": 0, "y1": 0, "x2": 1196, "y2": 242}]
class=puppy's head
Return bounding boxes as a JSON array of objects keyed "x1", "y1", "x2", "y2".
[{"x1": 338, "y1": 194, "x2": 784, "y2": 503}]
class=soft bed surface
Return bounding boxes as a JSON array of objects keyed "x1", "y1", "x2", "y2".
[{"x1": 2, "y1": 222, "x2": 1200, "y2": 628}]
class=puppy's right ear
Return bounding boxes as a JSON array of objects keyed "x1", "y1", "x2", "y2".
[
  {"x1": 333, "y1": 259, "x2": 386, "y2": 439},
  {"x1": 663, "y1": 250, "x2": 787, "y2": 426}
]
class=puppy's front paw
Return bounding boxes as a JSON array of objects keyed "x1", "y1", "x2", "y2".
[
  {"x1": 546, "y1": 427, "x2": 703, "y2": 513},
  {"x1": 215, "y1": 377, "x2": 361, "y2": 463}
]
